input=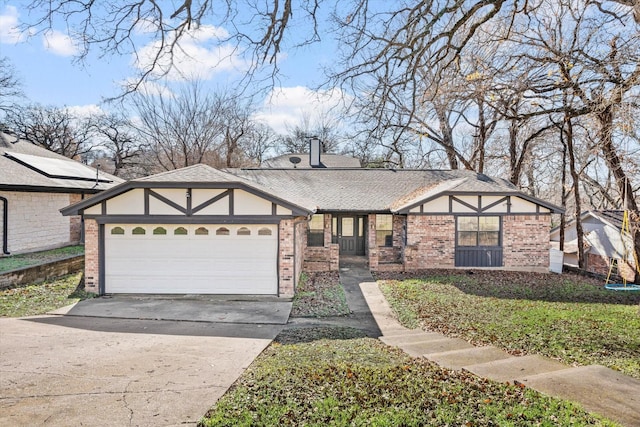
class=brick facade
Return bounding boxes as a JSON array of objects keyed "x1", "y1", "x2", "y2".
[
  {"x1": 0, "y1": 190, "x2": 76, "y2": 255},
  {"x1": 404, "y1": 215, "x2": 456, "y2": 269},
  {"x1": 83, "y1": 219, "x2": 99, "y2": 293},
  {"x1": 302, "y1": 214, "x2": 339, "y2": 272},
  {"x1": 369, "y1": 214, "x2": 405, "y2": 270},
  {"x1": 503, "y1": 215, "x2": 550, "y2": 271}
]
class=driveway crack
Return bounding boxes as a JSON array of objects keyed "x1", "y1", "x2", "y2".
[{"x1": 122, "y1": 380, "x2": 134, "y2": 427}]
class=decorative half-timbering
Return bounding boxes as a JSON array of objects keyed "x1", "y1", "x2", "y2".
[{"x1": 63, "y1": 163, "x2": 563, "y2": 298}]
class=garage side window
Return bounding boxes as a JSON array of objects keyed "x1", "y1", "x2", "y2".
[
  {"x1": 308, "y1": 214, "x2": 324, "y2": 247},
  {"x1": 174, "y1": 227, "x2": 188, "y2": 235},
  {"x1": 195, "y1": 227, "x2": 209, "y2": 235},
  {"x1": 153, "y1": 227, "x2": 167, "y2": 235},
  {"x1": 237, "y1": 227, "x2": 251, "y2": 235},
  {"x1": 376, "y1": 215, "x2": 393, "y2": 246},
  {"x1": 216, "y1": 227, "x2": 230, "y2": 235},
  {"x1": 132, "y1": 227, "x2": 146, "y2": 235},
  {"x1": 110, "y1": 226, "x2": 125, "y2": 235},
  {"x1": 258, "y1": 227, "x2": 272, "y2": 236}
]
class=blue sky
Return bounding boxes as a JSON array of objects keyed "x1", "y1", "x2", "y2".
[{"x1": 0, "y1": 3, "x2": 347, "y2": 134}]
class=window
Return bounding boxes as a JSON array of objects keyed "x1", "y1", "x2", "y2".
[
  {"x1": 376, "y1": 215, "x2": 393, "y2": 246},
  {"x1": 153, "y1": 227, "x2": 167, "y2": 235},
  {"x1": 195, "y1": 227, "x2": 209, "y2": 235},
  {"x1": 110, "y1": 226, "x2": 125, "y2": 235},
  {"x1": 132, "y1": 227, "x2": 146, "y2": 235},
  {"x1": 237, "y1": 227, "x2": 251, "y2": 235},
  {"x1": 258, "y1": 227, "x2": 272, "y2": 236},
  {"x1": 216, "y1": 227, "x2": 230, "y2": 236},
  {"x1": 457, "y1": 216, "x2": 500, "y2": 247},
  {"x1": 174, "y1": 227, "x2": 188, "y2": 235},
  {"x1": 308, "y1": 214, "x2": 324, "y2": 247}
]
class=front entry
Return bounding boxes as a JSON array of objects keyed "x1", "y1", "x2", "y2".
[{"x1": 335, "y1": 215, "x2": 366, "y2": 255}]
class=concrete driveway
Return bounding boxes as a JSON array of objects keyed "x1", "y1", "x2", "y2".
[{"x1": 0, "y1": 315, "x2": 282, "y2": 426}]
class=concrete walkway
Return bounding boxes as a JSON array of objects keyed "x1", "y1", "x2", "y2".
[{"x1": 360, "y1": 280, "x2": 640, "y2": 427}]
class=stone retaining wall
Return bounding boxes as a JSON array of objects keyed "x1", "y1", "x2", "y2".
[{"x1": 0, "y1": 255, "x2": 84, "y2": 290}]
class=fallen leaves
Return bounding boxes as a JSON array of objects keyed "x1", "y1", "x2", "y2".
[
  {"x1": 378, "y1": 270, "x2": 640, "y2": 380},
  {"x1": 200, "y1": 336, "x2": 618, "y2": 426}
]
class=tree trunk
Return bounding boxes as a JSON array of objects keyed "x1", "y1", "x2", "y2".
[
  {"x1": 597, "y1": 107, "x2": 640, "y2": 283},
  {"x1": 564, "y1": 115, "x2": 585, "y2": 269},
  {"x1": 559, "y1": 141, "x2": 567, "y2": 252}
]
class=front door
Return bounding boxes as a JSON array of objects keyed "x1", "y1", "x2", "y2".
[{"x1": 336, "y1": 215, "x2": 365, "y2": 255}]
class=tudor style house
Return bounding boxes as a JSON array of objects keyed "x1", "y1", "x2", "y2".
[{"x1": 62, "y1": 145, "x2": 562, "y2": 297}]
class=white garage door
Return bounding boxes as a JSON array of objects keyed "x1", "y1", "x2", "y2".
[{"x1": 104, "y1": 224, "x2": 278, "y2": 294}]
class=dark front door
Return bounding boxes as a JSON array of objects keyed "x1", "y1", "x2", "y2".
[{"x1": 337, "y1": 215, "x2": 366, "y2": 255}]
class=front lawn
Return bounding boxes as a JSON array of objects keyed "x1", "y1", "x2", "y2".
[
  {"x1": 0, "y1": 245, "x2": 84, "y2": 272},
  {"x1": 377, "y1": 270, "x2": 640, "y2": 380},
  {"x1": 0, "y1": 273, "x2": 94, "y2": 317},
  {"x1": 200, "y1": 328, "x2": 617, "y2": 426}
]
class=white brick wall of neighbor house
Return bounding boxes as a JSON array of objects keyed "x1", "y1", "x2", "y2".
[{"x1": 0, "y1": 191, "x2": 73, "y2": 254}]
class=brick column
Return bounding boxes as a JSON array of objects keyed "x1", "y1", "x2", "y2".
[
  {"x1": 278, "y1": 219, "x2": 295, "y2": 297},
  {"x1": 69, "y1": 193, "x2": 83, "y2": 243},
  {"x1": 84, "y1": 219, "x2": 99, "y2": 293},
  {"x1": 368, "y1": 214, "x2": 378, "y2": 270}
]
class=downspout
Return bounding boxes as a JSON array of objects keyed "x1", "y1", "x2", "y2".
[{"x1": 0, "y1": 196, "x2": 9, "y2": 255}]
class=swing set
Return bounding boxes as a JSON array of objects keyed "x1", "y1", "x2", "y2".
[{"x1": 604, "y1": 197, "x2": 640, "y2": 291}]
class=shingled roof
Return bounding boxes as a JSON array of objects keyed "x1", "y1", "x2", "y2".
[
  {"x1": 0, "y1": 131, "x2": 122, "y2": 193},
  {"x1": 226, "y1": 168, "x2": 550, "y2": 212}
]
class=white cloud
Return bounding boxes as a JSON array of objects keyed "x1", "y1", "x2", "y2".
[
  {"x1": 0, "y1": 5, "x2": 31, "y2": 44},
  {"x1": 254, "y1": 86, "x2": 349, "y2": 134},
  {"x1": 42, "y1": 29, "x2": 78, "y2": 56},
  {"x1": 64, "y1": 104, "x2": 104, "y2": 118},
  {"x1": 134, "y1": 24, "x2": 244, "y2": 81}
]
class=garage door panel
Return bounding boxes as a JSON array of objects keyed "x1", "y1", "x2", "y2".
[{"x1": 105, "y1": 224, "x2": 278, "y2": 294}]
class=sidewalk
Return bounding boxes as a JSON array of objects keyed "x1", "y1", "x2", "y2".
[{"x1": 359, "y1": 276, "x2": 640, "y2": 427}]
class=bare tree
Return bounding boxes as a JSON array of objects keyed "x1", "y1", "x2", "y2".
[
  {"x1": 5, "y1": 104, "x2": 95, "y2": 159},
  {"x1": 277, "y1": 112, "x2": 344, "y2": 154},
  {"x1": 89, "y1": 113, "x2": 146, "y2": 178},
  {"x1": 130, "y1": 81, "x2": 270, "y2": 171},
  {"x1": 0, "y1": 57, "x2": 23, "y2": 117},
  {"x1": 130, "y1": 82, "x2": 226, "y2": 171}
]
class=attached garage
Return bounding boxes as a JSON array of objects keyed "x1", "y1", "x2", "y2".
[
  {"x1": 61, "y1": 164, "x2": 312, "y2": 297},
  {"x1": 104, "y1": 224, "x2": 278, "y2": 294}
]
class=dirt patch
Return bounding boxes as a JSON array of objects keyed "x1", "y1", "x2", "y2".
[{"x1": 290, "y1": 272, "x2": 350, "y2": 317}]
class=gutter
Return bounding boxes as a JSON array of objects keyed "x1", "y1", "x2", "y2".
[{"x1": 0, "y1": 196, "x2": 9, "y2": 255}]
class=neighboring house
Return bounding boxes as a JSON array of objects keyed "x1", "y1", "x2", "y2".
[
  {"x1": 62, "y1": 151, "x2": 562, "y2": 297},
  {"x1": 550, "y1": 210, "x2": 638, "y2": 282},
  {"x1": 260, "y1": 138, "x2": 362, "y2": 169},
  {"x1": 0, "y1": 131, "x2": 122, "y2": 256}
]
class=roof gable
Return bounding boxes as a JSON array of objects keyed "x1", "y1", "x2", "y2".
[{"x1": 61, "y1": 164, "x2": 313, "y2": 216}]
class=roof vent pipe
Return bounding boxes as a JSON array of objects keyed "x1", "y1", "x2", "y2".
[{"x1": 309, "y1": 137, "x2": 321, "y2": 168}]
